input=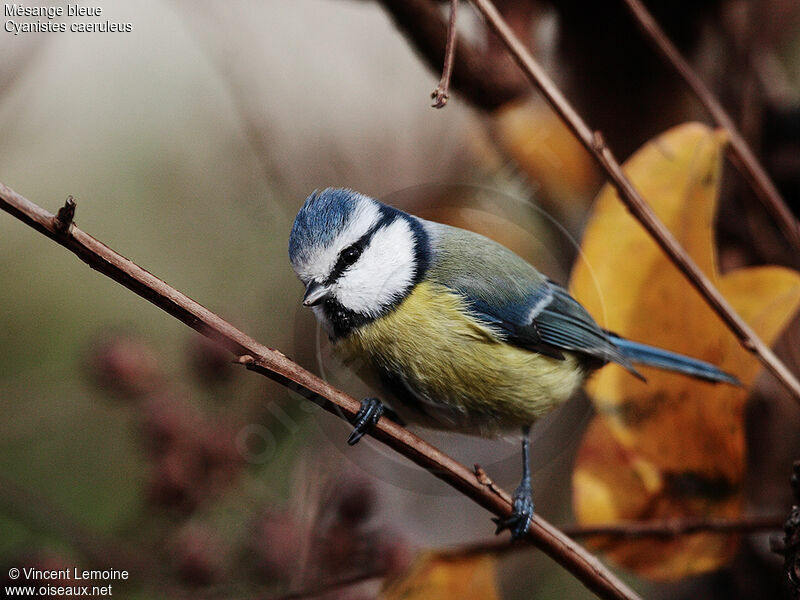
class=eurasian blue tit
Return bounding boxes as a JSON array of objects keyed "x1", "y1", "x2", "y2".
[{"x1": 288, "y1": 188, "x2": 739, "y2": 539}]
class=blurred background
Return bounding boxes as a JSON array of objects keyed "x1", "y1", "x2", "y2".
[{"x1": 1, "y1": 1, "x2": 800, "y2": 598}]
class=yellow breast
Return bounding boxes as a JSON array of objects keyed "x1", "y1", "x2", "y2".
[{"x1": 336, "y1": 281, "x2": 587, "y2": 434}]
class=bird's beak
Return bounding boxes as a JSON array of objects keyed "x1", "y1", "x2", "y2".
[{"x1": 302, "y1": 281, "x2": 331, "y2": 307}]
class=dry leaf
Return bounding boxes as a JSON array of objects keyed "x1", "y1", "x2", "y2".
[
  {"x1": 492, "y1": 99, "x2": 599, "y2": 204},
  {"x1": 569, "y1": 122, "x2": 800, "y2": 579},
  {"x1": 382, "y1": 552, "x2": 500, "y2": 600}
]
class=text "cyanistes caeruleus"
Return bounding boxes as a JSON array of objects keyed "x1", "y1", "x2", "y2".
[{"x1": 288, "y1": 188, "x2": 739, "y2": 539}]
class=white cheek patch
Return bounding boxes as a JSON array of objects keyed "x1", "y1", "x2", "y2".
[
  {"x1": 294, "y1": 197, "x2": 381, "y2": 284},
  {"x1": 333, "y1": 218, "x2": 416, "y2": 316}
]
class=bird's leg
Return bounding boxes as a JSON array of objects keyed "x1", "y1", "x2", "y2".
[
  {"x1": 347, "y1": 397, "x2": 384, "y2": 445},
  {"x1": 348, "y1": 398, "x2": 405, "y2": 445},
  {"x1": 493, "y1": 425, "x2": 534, "y2": 540}
]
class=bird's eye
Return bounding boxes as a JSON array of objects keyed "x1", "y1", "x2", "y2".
[{"x1": 341, "y1": 244, "x2": 362, "y2": 266}]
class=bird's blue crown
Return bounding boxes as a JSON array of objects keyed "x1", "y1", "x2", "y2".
[{"x1": 288, "y1": 188, "x2": 367, "y2": 264}]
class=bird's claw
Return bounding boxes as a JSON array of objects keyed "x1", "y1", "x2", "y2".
[
  {"x1": 347, "y1": 397, "x2": 384, "y2": 445},
  {"x1": 493, "y1": 485, "x2": 534, "y2": 540}
]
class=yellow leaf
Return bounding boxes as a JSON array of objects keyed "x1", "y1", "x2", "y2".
[
  {"x1": 382, "y1": 552, "x2": 500, "y2": 600},
  {"x1": 569, "y1": 122, "x2": 800, "y2": 579},
  {"x1": 492, "y1": 99, "x2": 599, "y2": 204},
  {"x1": 573, "y1": 417, "x2": 741, "y2": 579}
]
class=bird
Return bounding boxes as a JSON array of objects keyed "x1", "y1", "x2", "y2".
[{"x1": 288, "y1": 187, "x2": 739, "y2": 539}]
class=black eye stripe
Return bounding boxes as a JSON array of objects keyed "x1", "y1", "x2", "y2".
[
  {"x1": 324, "y1": 212, "x2": 394, "y2": 285},
  {"x1": 326, "y1": 243, "x2": 363, "y2": 282}
]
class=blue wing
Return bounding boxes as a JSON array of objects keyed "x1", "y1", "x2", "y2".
[
  {"x1": 422, "y1": 221, "x2": 637, "y2": 372},
  {"x1": 533, "y1": 281, "x2": 636, "y2": 370}
]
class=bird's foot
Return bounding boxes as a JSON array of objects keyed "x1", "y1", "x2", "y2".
[
  {"x1": 347, "y1": 397, "x2": 384, "y2": 445},
  {"x1": 493, "y1": 483, "x2": 534, "y2": 540}
]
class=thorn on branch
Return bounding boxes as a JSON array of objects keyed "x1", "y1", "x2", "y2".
[
  {"x1": 54, "y1": 195, "x2": 76, "y2": 233},
  {"x1": 235, "y1": 354, "x2": 255, "y2": 366},
  {"x1": 473, "y1": 463, "x2": 491, "y2": 485},
  {"x1": 591, "y1": 131, "x2": 607, "y2": 153},
  {"x1": 474, "y1": 463, "x2": 505, "y2": 499},
  {"x1": 431, "y1": 0, "x2": 459, "y2": 109},
  {"x1": 742, "y1": 338, "x2": 758, "y2": 352},
  {"x1": 235, "y1": 354, "x2": 271, "y2": 377}
]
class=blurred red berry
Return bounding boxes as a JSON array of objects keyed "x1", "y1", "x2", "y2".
[
  {"x1": 251, "y1": 510, "x2": 301, "y2": 580},
  {"x1": 142, "y1": 397, "x2": 244, "y2": 513},
  {"x1": 172, "y1": 525, "x2": 226, "y2": 586},
  {"x1": 198, "y1": 422, "x2": 244, "y2": 493},
  {"x1": 140, "y1": 394, "x2": 200, "y2": 454},
  {"x1": 333, "y1": 478, "x2": 376, "y2": 526},
  {"x1": 188, "y1": 335, "x2": 233, "y2": 385},
  {"x1": 86, "y1": 334, "x2": 161, "y2": 397},
  {"x1": 373, "y1": 531, "x2": 413, "y2": 577},
  {"x1": 147, "y1": 445, "x2": 201, "y2": 513}
]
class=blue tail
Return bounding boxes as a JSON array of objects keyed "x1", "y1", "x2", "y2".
[{"x1": 608, "y1": 335, "x2": 740, "y2": 385}]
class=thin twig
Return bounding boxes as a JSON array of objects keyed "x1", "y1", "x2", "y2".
[
  {"x1": 377, "y1": 0, "x2": 528, "y2": 111},
  {"x1": 431, "y1": 0, "x2": 459, "y2": 108},
  {"x1": 263, "y1": 514, "x2": 786, "y2": 599},
  {"x1": 563, "y1": 514, "x2": 786, "y2": 539},
  {"x1": 443, "y1": 514, "x2": 786, "y2": 558},
  {"x1": 619, "y1": 0, "x2": 800, "y2": 254},
  {"x1": 0, "y1": 185, "x2": 640, "y2": 600},
  {"x1": 264, "y1": 571, "x2": 382, "y2": 600},
  {"x1": 465, "y1": 0, "x2": 800, "y2": 403}
]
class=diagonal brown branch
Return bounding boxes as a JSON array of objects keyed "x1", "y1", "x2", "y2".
[
  {"x1": 563, "y1": 514, "x2": 785, "y2": 539},
  {"x1": 264, "y1": 514, "x2": 785, "y2": 600},
  {"x1": 443, "y1": 514, "x2": 787, "y2": 558},
  {"x1": 465, "y1": 0, "x2": 800, "y2": 403},
  {"x1": 619, "y1": 0, "x2": 800, "y2": 254},
  {"x1": 264, "y1": 571, "x2": 382, "y2": 600},
  {"x1": 0, "y1": 184, "x2": 640, "y2": 600}
]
